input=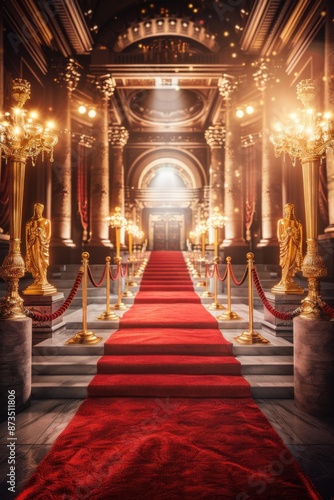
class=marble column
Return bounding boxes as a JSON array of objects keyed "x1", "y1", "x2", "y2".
[
  {"x1": 223, "y1": 97, "x2": 247, "y2": 249},
  {"x1": 51, "y1": 60, "x2": 82, "y2": 250},
  {"x1": 89, "y1": 95, "x2": 112, "y2": 247},
  {"x1": 257, "y1": 90, "x2": 281, "y2": 248},
  {"x1": 110, "y1": 126, "x2": 129, "y2": 212},
  {"x1": 205, "y1": 126, "x2": 224, "y2": 244},
  {"x1": 323, "y1": 1, "x2": 334, "y2": 236},
  {"x1": 110, "y1": 126, "x2": 129, "y2": 246}
]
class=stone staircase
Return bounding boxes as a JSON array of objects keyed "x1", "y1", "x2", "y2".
[
  {"x1": 30, "y1": 302, "x2": 294, "y2": 400},
  {"x1": 0, "y1": 257, "x2": 295, "y2": 400}
]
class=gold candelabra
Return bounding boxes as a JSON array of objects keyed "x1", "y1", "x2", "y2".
[
  {"x1": 106, "y1": 207, "x2": 128, "y2": 310},
  {"x1": 270, "y1": 79, "x2": 334, "y2": 318},
  {"x1": 207, "y1": 206, "x2": 228, "y2": 310},
  {"x1": 0, "y1": 79, "x2": 58, "y2": 319},
  {"x1": 194, "y1": 221, "x2": 207, "y2": 286}
]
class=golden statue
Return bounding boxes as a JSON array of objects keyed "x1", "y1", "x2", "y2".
[
  {"x1": 23, "y1": 203, "x2": 57, "y2": 295},
  {"x1": 271, "y1": 203, "x2": 304, "y2": 294}
]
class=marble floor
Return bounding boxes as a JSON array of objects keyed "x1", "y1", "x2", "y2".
[{"x1": 0, "y1": 397, "x2": 333, "y2": 499}]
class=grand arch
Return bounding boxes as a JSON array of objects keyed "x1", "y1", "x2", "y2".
[{"x1": 125, "y1": 148, "x2": 209, "y2": 250}]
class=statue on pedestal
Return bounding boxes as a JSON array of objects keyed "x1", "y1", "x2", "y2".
[
  {"x1": 271, "y1": 203, "x2": 304, "y2": 294},
  {"x1": 23, "y1": 203, "x2": 57, "y2": 295}
]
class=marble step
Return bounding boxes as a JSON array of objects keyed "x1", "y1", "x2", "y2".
[
  {"x1": 32, "y1": 354, "x2": 293, "y2": 376},
  {"x1": 32, "y1": 355, "x2": 101, "y2": 375},
  {"x1": 31, "y1": 373, "x2": 294, "y2": 399},
  {"x1": 238, "y1": 355, "x2": 293, "y2": 375},
  {"x1": 244, "y1": 375, "x2": 294, "y2": 398},
  {"x1": 32, "y1": 356, "x2": 293, "y2": 375}
]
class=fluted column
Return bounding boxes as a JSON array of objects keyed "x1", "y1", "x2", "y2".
[
  {"x1": 89, "y1": 75, "x2": 116, "y2": 246},
  {"x1": 252, "y1": 59, "x2": 282, "y2": 248},
  {"x1": 51, "y1": 59, "x2": 81, "y2": 248},
  {"x1": 205, "y1": 126, "x2": 224, "y2": 244},
  {"x1": 324, "y1": 0, "x2": 334, "y2": 234},
  {"x1": 223, "y1": 97, "x2": 247, "y2": 247},
  {"x1": 257, "y1": 90, "x2": 281, "y2": 247},
  {"x1": 110, "y1": 126, "x2": 129, "y2": 244},
  {"x1": 110, "y1": 126, "x2": 129, "y2": 211}
]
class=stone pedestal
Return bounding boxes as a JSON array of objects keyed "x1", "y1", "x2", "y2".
[
  {"x1": 294, "y1": 315, "x2": 334, "y2": 416},
  {"x1": 262, "y1": 292, "x2": 305, "y2": 341},
  {"x1": 0, "y1": 317, "x2": 32, "y2": 420},
  {"x1": 23, "y1": 293, "x2": 66, "y2": 345}
]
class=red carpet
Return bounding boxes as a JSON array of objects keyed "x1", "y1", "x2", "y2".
[
  {"x1": 18, "y1": 397, "x2": 320, "y2": 499},
  {"x1": 18, "y1": 251, "x2": 321, "y2": 499}
]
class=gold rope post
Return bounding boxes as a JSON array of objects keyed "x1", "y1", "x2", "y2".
[
  {"x1": 97, "y1": 256, "x2": 120, "y2": 320},
  {"x1": 217, "y1": 257, "x2": 242, "y2": 320},
  {"x1": 107, "y1": 207, "x2": 128, "y2": 310},
  {"x1": 207, "y1": 207, "x2": 227, "y2": 310},
  {"x1": 234, "y1": 252, "x2": 269, "y2": 344},
  {"x1": 66, "y1": 252, "x2": 102, "y2": 345},
  {"x1": 201, "y1": 260, "x2": 213, "y2": 298}
]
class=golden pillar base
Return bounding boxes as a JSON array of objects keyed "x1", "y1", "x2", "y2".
[
  {"x1": 65, "y1": 330, "x2": 102, "y2": 345},
  {"x1": 196, "y1": 281, "x2": 206, "y2": 287},
  {"x1": 22, "y1": 282, "x2": 58, "y2": 296},
  {"x1": 96, "y1": 311, "x2": 120, "y2": 321},
  {"x1": 122, "y1": 290, "x2": 133, "y2": 297},
  {"x1": 271, "y1": 280, "x2": 304, "y2": 294},
  {"x1": 234, "y1": 330, "x2": 270, "y2": 344},
  {"x1": 111, "y1": 302, "x2": 128, "y2": 310},
  {"x1": 207, "y1": 302, "x2": 226, "y2": 310},
  {"x1": 217, "y1": 310, "x2": 243, "y2": 321},
  {"x1": 201, "y1": 290, "x2": 213, "y2": 298}
]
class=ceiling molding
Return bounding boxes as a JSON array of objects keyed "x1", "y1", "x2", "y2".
[{"x1": 50, "y1": 0, "x2": 93, "y2": 55}]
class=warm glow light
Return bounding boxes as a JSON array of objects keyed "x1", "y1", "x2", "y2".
[
  {"x1": 78, "y1": 105, "x2": 86, "y2": 114},
  {"x1": 30, "y1": 111, "x2": 38, "y2": 119},
  {"x1": 236, "y1": 109, "x2": 244, "y2": 118},
  {"x1": 246, "y1": 105, "x2": 254, "y2": 115},
  {"x1": 88, "y1": 109, "x2": 96, "y2": 118},
  {"x1": 46, "y1": 121, "x2": 55, "y2": 129}
]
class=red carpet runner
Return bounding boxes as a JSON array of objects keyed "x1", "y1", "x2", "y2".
[{"x1": 18, "y1": 251, "x2": 321, "y2": 499}]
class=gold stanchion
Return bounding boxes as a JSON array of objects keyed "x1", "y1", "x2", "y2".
[
  {"x1": 112, "y1": 258, "x2": 128, "y2": 310},
  {"x1": 234, "y1": 253, "x2": 269, "y2": 344},
  {"x1": 217, "y1": 257, "x2": 242, "y2": 320},
  {"x1": 122, "y1": 261, "x2": 133, "y2": 298},
  {"x1": 97, "y1": 256, "x2": 120, "y2": 320},
  {"x1": 201, "y1": 260, "x2": 213, "y2": 298},
  {"x1": 207, "y1": 207, "x2": 227, "y2": 310},
  {"x1": 66, "y1": 252, "x2": 102, "y2": 345},
  {"x1": 107, "y1": 207, "x2": 128, "y2": 310}
]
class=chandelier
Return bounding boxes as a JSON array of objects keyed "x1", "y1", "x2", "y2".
[
  {"x1": 270, "y1": 79, "x2": 334, "y2": 317},
  {"x1": 0, "y1": 79, "x2": 58, "y2": 319},
  {"x1": 270, "y1": 79, "x2": 334, "y2": 164},
  {"x1": 0, "y1": 79, "x2": 58, "y2": 165}
]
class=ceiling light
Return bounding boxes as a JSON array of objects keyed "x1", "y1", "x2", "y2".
[
  {"x1": 78, "y1": 105, "x2": 86, "y2": 114},
  {"x1": 88, "y1": 109, "x2": 96, "y2": 118}
]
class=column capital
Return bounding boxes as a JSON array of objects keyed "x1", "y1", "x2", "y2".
[
  {"x1": 89, "y1": 73, "x2": 116, "y2": 99},
  {"x1": 218, "y1": 75, "x2": 238, "y2": 100},
  {"x1": 252, "y1": 57, "x2": 281, "y2": 92},
  {"x1": 52, "y1": 58, "x2": 82, "y2": 92},
  {"x1": 109, "y1": 126, "x2": 129, "y2": 147},
  {"x1": 205, "y1": 125, "x2": 225, "y2": 148}
]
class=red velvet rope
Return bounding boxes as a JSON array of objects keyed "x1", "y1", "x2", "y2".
[
  {"x1": 206, "y1": 263, "x2": 215, "y2": 279},
  {"x1": 120, "y1": 262, "x2": 128, "y2": 278},
  {"x1": 230, "y1": 263, "x2": 248, "y2": 286},
  {"x1": 216, "y1": 264, "x2": 228, "y2": 282},
  {"x1": 109, "y1": 265, "x2": 119, "y2": 281},
  {"x1": 317, "y1": 299, "x2": 334, "y2": 318},
  {"x1": 87, "y1": 263, "x2": 107, "y2": 288},
  {"x1": 252, "y1": 267, "x2": 302, "y2": 320},
  {"x1": 25, "y1": 270, "x2": 84, "y2": 322}
]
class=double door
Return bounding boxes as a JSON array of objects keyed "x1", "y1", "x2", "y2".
[{"x1": 153, "y1": 221, "x2": 180, "y2": 250}]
